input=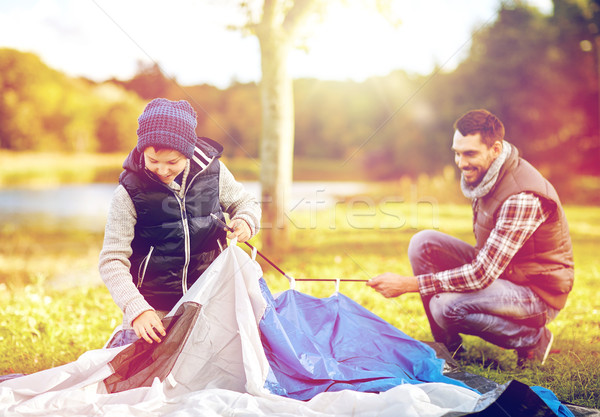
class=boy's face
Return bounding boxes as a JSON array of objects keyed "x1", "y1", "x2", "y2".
[{"x1": 143, "y1": 147, "x2": 187, "y2": 184}]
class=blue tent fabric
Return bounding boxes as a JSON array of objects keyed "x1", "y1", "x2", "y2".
[
  {"x1": 258, "y1": 278, "x2": 472, "y2": 400},
  {"x1": 532, "y1": 386, "x2": 576, "y2": 417},
  {"x1": 257, "y1": 277, "x2": 575, "y2": 416}
]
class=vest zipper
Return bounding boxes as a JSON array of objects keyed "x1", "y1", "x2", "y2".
[
  {"x1": 137, "y1": 246, "x2": 154, "y2": 288},
  {"x1": 178, "y1": 169, "x2": 205, "y2": 294},
  {"x1": 176, "y1": 194, "x2": 192, "y2": 294}
]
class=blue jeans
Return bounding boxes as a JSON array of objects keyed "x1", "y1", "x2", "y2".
[
  {"x1": 106, "y1": 329, "x2": 139, "y2": 348},
  {"x1": 408, "y1": 230, "x2": 558, "y2": 350}
]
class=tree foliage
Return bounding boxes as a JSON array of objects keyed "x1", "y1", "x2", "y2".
[
  {"x1": 438, "y1": 1, "x2": 598, "y2": 177},
  {"x1": 0, "y1": 48, "x2": 144, "y2": 154},
  {"x1": 117, "y1": 61, "x2": 173, "y2": 101},
  {"x1": 0, "y1": 0, "x2": 597, "y2": 191}
]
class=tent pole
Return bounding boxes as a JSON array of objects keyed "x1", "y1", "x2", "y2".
[{"x1": 210, "y1": 213, "x2": 368, "y2": 283}]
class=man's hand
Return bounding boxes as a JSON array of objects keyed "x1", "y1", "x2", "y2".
[
  {"x1": 132, "y1": 310, "x2": 166, "y2": 344},
  {"x1": 226, "y1": 218, "x2": 252, "y2": 243},
  {"x1": 367, "y1": 272, "x2": 419, "y2": 298}
]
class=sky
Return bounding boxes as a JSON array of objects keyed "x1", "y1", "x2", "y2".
[{"x1": 0, "y1": 0, "x2": 553, "y2": 89}]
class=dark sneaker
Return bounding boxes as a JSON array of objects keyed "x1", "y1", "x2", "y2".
[
  {"x1": 517, "y1": 328, "x2": 554, "y2": 368},
  {"x1": 445, "y1": 338, "x2": 466, "y2": 361}
]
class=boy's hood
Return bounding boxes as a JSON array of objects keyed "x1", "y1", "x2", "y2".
[{"x1": 122, "y1": 137, "x2": 224, "y2": 174}]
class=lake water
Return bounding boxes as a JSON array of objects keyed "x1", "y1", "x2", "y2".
[{"x1": 0, "y1": 182, "x2": 370, "y2": 231}]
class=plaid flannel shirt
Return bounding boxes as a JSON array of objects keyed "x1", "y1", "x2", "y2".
[{"x1": 417, "y1": 192, "x2": 550, "y2": 297}]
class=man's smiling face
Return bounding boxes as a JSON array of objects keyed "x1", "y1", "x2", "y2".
[{"x1": 452, "y1": 130, "x2": 502, "y2": 186}]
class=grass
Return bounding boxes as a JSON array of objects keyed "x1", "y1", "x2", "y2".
[
  {"x1": 0, "y1": 203, "x2": 598, "y2": 410},
  {"x1": 0, "y1": 281, "x2": 121, "y2": 375}
]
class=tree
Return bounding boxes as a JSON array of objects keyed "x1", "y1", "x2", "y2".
[
  {"x1": 0, "y1": 49, "x2": 55, "y2": 150},
  {"x1": 246, "y1": 0, "x2": 321, "y2": 251},
  {"x1": 242, "y1": 0, "x2": 399, "y2": 251},
  {"x1": 123, "y1": 61, "x2": 173, "y2": 100},
  {"x1": 96, "y1": 101, "x2": 140, "y2": 153},
  {"x1": 555, "y1": 0, "x2": 600, "y2": 174},
  {"x1": 438, "y1": 2, "x2": 597, "y2": 178}
]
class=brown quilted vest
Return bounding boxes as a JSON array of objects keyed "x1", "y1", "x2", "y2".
[{"x1": 473, "y1": 145, "x2": 574, "y2": 309}]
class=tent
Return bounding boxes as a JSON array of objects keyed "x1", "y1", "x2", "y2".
[{"x1": 0, "y1": 241, "x2": 580, "y2": 416}]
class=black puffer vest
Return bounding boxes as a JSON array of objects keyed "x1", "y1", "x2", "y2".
[
  {"x1": 473, "y1": 145, "x2": 574, "y2": 309},
  {"x1": 119, "y1": 137, "x2": 227, "y2": 311}
]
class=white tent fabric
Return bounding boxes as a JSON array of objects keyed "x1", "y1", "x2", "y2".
[{"x1": 0, "y1": 241, "x2": 481, "y2": 417}]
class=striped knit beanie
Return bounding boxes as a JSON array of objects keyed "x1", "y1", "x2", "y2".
[{"x1": 136, "y1": 98, "x2": 198, "y2": 159}]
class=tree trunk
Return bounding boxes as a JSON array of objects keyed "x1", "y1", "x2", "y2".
[{"x1": 258, "y1": 34, "x2": 295, "y2": 252}]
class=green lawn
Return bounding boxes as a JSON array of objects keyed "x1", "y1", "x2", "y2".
[{"x1": 0, "y1": 203, "x2": 598, "y2": 409}]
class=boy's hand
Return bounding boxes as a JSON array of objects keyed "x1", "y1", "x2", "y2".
[
  {"x1": 226, "y1": 218, "x2": 251, "y2": 243},
  {"x1": 132, "y1": 310, "x2": 166, "y2": 344}
]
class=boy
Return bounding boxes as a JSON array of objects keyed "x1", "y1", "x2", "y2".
[{"x1": 99, "y1": 98, "x2": 260, "y2": 345}]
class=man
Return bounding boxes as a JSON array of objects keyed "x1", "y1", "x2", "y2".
[{"x1": 367, "y1": 109, "x2": 574, "y2": 367}]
